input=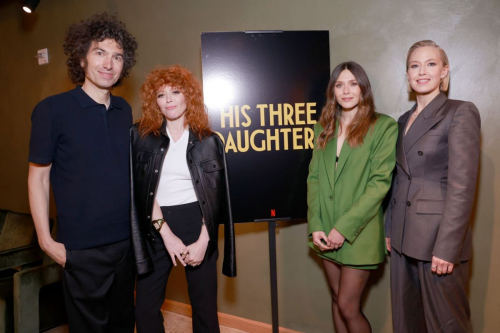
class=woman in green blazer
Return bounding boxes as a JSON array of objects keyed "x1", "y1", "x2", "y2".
[{"x1": 307, "y1": 61, "x2": 397, "y2": 333}]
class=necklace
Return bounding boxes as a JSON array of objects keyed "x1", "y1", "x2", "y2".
[{"x1": 412, "y1": 110, "x2": 422, "y2": 118}]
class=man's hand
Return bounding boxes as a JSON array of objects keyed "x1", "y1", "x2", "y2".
[
  {"x1": 41, "y1": 240, "x2": 67, "y2": 267},
  {"x1": 386, "y1": 237, "x2": 391, "y2": 252}
]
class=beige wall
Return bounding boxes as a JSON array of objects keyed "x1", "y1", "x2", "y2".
[{"x1": 1, "y1": 0, "x2": 499, "y2": 332}]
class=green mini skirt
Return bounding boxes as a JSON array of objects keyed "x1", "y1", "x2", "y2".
[{"x1": 317, "y1": 252, "x2": 379, "y2": 270}]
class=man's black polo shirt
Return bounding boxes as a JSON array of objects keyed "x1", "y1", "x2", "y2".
[{"x1": 29, "y1": 86, "x2": 132, "y2": 250}]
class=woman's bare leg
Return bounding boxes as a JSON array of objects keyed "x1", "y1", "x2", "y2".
[{"x1": 323, "y1": 259, "x2": 348, "y2": 333}]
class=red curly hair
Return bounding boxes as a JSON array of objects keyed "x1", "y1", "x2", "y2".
[{"x1": 138, "y1": 65, "x2": 211, "y2": 139}]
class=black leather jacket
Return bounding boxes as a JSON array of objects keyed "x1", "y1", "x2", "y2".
[{"x1": 130, "y1": 123, "x2": 236, "y2": 277}]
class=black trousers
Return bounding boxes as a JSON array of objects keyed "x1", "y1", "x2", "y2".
[
  {"x1": 390, "y1": 248, "x2": 472, "y2": 333},
  {"x1": 135, "y1": 202, "x2": 219, "y2": 333},
  {"x1": 63, "y1": 238, "x2": 135, "y2": 333}
]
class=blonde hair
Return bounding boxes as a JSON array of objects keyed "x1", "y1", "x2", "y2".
[{"x1": 406, "y1": 40, "x2": 449, "y2": 93}]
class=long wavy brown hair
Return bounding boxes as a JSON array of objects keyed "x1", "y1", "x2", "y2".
[
  {"x1": 317, "y1": 61, "x2": 378, "y2": 149},
  {"x1": 138, "y1": 65, "x2": 211, "y2": 139}
]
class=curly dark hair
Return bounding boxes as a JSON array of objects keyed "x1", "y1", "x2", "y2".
[{"x1": 63, "y1": 12, "x2": 138, "y2": 87}]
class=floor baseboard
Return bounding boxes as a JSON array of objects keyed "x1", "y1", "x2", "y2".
[{"x1": 161, "y1": 299, "x2": 303, "y2": 333}]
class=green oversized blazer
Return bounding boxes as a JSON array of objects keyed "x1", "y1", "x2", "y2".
[{"x1": 307, "y1": 114, "x2": 398, "y2": 265}]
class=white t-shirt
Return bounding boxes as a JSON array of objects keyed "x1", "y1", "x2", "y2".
[{"x1": 155, "y1": 127, "x2": 198, "y2": 206}]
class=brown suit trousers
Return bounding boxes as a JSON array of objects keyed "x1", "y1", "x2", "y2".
[{"x1": 390, "y1": 250, "x2": 471, "y2": 333}]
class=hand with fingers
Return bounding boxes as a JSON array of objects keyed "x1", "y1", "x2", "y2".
[
  {"x1": 185, "y1": 224, "x2": 210, "y2": 267},
  {"x1": 385, "y1": 237, "x2": 391, "y2": 252},
  {"x1": 327, "y1": 227, "x2": 345, "y2": 250},
  {"x1": 184, "y1": 239, "x2": 209, "y2": 267},
  {"x1": 42, "y1": 240, "x2": 67, "y2": 267},
  {"x1": 160, "y1": 227, "x2": 188, "y2": 267},
  {"x1": 312, "y1": 231, "x2": 333, "y2": 251},
  {"x1": 431, "y1": 255, "x2": 454, "y2": 276}
]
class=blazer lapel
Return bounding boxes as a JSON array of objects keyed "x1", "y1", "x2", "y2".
[
  {"x1": 323, "y1": 134, "x2": 337, "y2": 190},
  {"x1": 397, "y1": 112, "x2": 411, "y2": 175},
  {"x1": 403, "y1": 92, "x2": 447, "y2": 154},
  {"x1": 334, "y1": 139, "x2": 353, "y2": 185}
]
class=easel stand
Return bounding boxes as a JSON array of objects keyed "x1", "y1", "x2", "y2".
[{"x1": 254, "y1": 217, "x2": 290, "y2": 333}]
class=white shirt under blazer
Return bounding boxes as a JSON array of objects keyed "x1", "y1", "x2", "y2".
[{"x1": 155, "y1": 127, "x2": 198, "y2": 206}]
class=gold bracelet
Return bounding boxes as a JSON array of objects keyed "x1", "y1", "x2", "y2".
[{"x1": 152, "y1": 218, "x2": 166, "y2": 231}]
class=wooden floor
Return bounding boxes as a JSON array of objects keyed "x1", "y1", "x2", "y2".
[{"x1": 45, "y1": 309, "x2": 249, "y2": 333}]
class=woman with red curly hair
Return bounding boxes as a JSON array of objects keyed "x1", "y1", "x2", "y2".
[{"x1": 130, "y1": 65, "x2": 236, "y2": 333}]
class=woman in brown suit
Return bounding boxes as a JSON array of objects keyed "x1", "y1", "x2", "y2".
[{"x1": 386, "y1": 40, "x2": 480, "y2": 332}]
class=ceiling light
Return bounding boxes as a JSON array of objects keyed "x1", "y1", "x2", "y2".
[{"x1": 23, "y1": 0, "x2": 40, "y2": 14}]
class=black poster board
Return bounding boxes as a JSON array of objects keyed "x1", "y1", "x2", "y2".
[{"x1": 201, "y1": 31, "x2": 330, "y2": 223}]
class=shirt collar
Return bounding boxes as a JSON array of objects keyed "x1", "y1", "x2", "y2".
[{"x1": 69, "y1": 85, "x2": 123, "y2": 110}]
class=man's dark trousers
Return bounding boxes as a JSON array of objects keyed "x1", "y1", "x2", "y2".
[{"x1": 63, "y1": 239, "x2": 135, "y2": 333}]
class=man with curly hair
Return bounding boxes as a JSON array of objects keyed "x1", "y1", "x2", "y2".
[{"x1": 28, "y1": 13, "x2": 137, "y2": 332}]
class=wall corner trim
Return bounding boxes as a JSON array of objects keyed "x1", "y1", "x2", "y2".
[{"x1": 162, "y1": 299, "x2": 304, "y2": 333}]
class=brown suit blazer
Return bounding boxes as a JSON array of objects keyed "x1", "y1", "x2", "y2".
[{"x1": 385, "y1": 93, "x2": 480, "y2": 263}]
